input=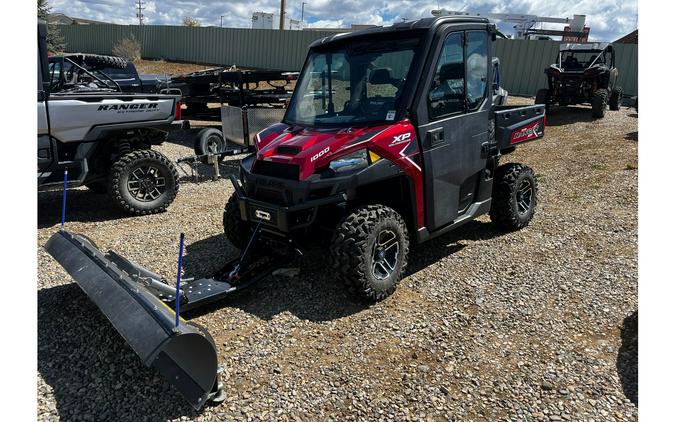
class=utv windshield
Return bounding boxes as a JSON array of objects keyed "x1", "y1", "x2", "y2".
[
  {"x1": 559, "y1": 50, "x2": 604, "y2": 70},
  {"x1": 285, "y1": 37, "x2": 421, "y2": 127}
]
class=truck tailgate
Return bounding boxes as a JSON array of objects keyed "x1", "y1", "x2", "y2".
[{"x1": 495, "y1": 105, "x2": 545, "y2": 149}]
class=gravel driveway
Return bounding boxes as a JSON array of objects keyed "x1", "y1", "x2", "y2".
[{"x1": 37, "y1": 97, "x2": 638, "y2": 421}]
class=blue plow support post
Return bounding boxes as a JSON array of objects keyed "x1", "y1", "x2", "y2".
[
  {"x1": 175, "y1": 233, "x2": 185, "y2": 327},
  {"x1": 60, "y1": 169, "x2": 68, "y2": 231}
]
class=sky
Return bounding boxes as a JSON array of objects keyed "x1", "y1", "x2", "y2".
[{"x1": 49, "y1": 0, "x2": 638, "y2": 42}]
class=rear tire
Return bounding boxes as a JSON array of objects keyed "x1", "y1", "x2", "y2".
[
  {"x1": 609, "y1": 87, "x2": 624, "y2": 110},
  {"x1": 535, "y1": 88, "x2": 549, "y2": 110},
  {"x1": 109, "y1": 150, "x2": 178, "y2": 215},
  {"x1": 194, "y1": 128, "x2": 227, "y2": 157},
  {"x1": 592, "y1": 89, "x2": 608, "y2": 118},
  {"x1": 223, "y1": 193, "x2": 251, "y2": 250},
  {"x1": 490, "y1": 163, "x2": 537, "y2": 231},
  {"x1": 329, "y1": 205, "x2": 409, "y2": 301}
]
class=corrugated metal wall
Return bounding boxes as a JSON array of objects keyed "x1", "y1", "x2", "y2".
[
  {"x1": 60, "y1": 25, "x2": 638, "y2": 97},
  {"x1": 60, "y1": 25, "x2": 337, "y2": 71}
]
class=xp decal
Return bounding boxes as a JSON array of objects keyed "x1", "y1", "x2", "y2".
[{"x1": 390, "y1": 132, "x2": 412, "y2": 146}]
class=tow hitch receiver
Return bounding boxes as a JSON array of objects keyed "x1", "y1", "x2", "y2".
[{"x1": 45, "y1": 229, "x2": 293, "y2": 409}]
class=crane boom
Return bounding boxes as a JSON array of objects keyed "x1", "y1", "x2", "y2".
[{"x1": 431, "y1": 9, "x2": 587, "y2": 40}]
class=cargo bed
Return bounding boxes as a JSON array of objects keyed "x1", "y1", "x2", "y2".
[{"x1": 495, "y1": 104, "x2": 546, "y2": 150}]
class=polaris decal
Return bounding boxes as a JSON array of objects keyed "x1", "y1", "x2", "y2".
[
  {"x1": 310, "y1": 146, "x2": 330, "y2": 162},
  {"x1": 97, "y1": 103, "x2": 160, "y2": 113},
  {"x1": 510, "y1": 121, "x2": 543, "y2": 144},
  {"x1": 390, "y1": 132, "x2": 412, "y2": 146}
]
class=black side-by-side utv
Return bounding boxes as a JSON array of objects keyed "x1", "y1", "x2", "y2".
[{"x1": 535, "y1": 42, "x2": 623, "y2": 118}]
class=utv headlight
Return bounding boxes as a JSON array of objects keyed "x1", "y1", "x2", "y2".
[{"x1": 329, "y1": 149, "x2": 369, "y2": 173}]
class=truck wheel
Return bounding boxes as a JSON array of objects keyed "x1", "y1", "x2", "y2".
[
  {"x1": 194, "y1": 128, "x2": 226, "y2": 157},
  {"x1": 330, "y1": 205, "x2": 409, "y2": 301},
  {"x1": 609, "y1": 87, "x2": 624, "y2": 110},
  {"x1": 223, "y1": 193, "x2": 251, "y2": 250},
  {"x1": 592, "y1": 89, "x2": 608, "y2": 118},
  {"x1": 109, "y1": 150, "x2": 179, "y2": 215},
  {"x1": 535, "y1": 88, "x2": 549, "y2": 110},
  {"x1": 490, "y1": 163, "x2": 538, "y2": 231},
  {"x1": 85, "y1": 181, "x2": 107, "y2": 194}
]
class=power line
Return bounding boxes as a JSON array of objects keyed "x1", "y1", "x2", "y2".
[{"x1": 135, "y1": 0, "x2": 145, "y2": 25}]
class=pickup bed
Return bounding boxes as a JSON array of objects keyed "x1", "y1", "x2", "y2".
[{"x1": 48, "y1": 54, "x2": 170, "y2": 94}]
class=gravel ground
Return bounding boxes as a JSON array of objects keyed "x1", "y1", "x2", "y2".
[
  {"x1": 37, "y1": 97, "x2": 638, "y2": 421},
  {"x1": 134, "y1": 59, "x2": 215, "y2": 76}
]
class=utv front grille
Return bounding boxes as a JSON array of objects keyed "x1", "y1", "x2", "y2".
[
  {"x1": 254, "y1": 187, "x2": 287, "y2": 205},
  {"x1": 253, "y1": 160, "x2": 300, "y2": 180}
]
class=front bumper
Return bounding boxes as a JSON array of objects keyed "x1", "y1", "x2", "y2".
[{"x1": 230, "y1": 174, "x2": 346, "y2": 233}]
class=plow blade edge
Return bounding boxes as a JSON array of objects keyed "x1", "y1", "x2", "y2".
[{"x1": 45, "y1": 231, "x2": 218, "y2": 410}]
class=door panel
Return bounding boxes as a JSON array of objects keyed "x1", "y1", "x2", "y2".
[{"x1": 417, "y1": 28, "x2": 490, "y2": 231}]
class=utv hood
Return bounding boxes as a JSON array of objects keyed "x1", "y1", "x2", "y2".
[{"x1": 253, "y1": 122, "x2": 392, "y2": 180}]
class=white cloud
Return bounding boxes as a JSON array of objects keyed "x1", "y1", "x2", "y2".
[{"x1": 49, "y1": 0, "x2": 637, "y2": 40}]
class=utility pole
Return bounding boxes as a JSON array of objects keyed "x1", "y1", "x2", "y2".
[
  {"x1": 135, "y1": 0, "x2": 145, "y2": 25},
  {"x1": 220, "y1": 15, "x2": 224, "y2": 28},
  {"x1": 301, "y1": 2, "x2": 307, "y2": 25},
  {"x1": 279, "y1": 0, "x2": 286, "y2": 30}
]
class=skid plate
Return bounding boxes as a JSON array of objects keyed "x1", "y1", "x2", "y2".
[{"x1": 44, "y1": 231, "x2": 219, "y2": 410}]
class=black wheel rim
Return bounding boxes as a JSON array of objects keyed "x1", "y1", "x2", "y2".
[
  {"x1": 516, "y1": 179, "x2": 533, "y2": 216},
  {"x1": 127, "y1": 165, "x2": 166, "y2": 202},
  {"x1": 206, "y1": 135, "x2": 222, "y2": 154},
  {"x1": 371, "y1": 229, "x2": 400, "y2": 280}
]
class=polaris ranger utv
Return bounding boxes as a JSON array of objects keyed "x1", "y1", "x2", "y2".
[
  {"x1": 535, "y1": 42, "x2": 623, "y2": 118},
  {"x1": 45, "y1": 16, "x2": 545, "y2": 409},
  {"x1": 38, "y1": 22, "x2": 183, "y2": 215}
]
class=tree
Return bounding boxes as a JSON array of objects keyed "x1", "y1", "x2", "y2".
[
  {"x1": 37, "y1": 0, "x2": 66, "y2": 52},
  {"x1": 112, "y1": 35, "x2": 142, "y2": 61},
  {"x1": 183, "y1": 16, "x2": 201, "y2": 27}
]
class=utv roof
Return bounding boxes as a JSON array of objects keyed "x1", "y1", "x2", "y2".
[
  {"x1": 560, "y1": 42, "x2": 611, "y2": 52},
  {"x1": 310, "y1": 16, "x2": 490, "y2": 48}
]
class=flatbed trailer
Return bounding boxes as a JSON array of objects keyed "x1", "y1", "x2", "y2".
[{"x1": 168, "y1": 69, "x2": 297, "y2": 120}]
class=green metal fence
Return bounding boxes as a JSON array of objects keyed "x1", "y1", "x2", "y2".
[
  {"x1": 60, "y1": 25, "x2": 638, "y2": 97},
  {"x1": 59, "y1": 24, "x2": 337, "y2": 72}
]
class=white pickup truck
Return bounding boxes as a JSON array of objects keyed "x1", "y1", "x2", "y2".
[{"x1": 38, "y1": 21, "x2": 185, "y2": 215}]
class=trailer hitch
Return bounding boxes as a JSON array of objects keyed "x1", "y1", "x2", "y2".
[{"x1": 177, "y1": 146, "x2": 255, "y2": 182}]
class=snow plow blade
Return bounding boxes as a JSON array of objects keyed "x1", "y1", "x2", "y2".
[{"x1": 44, "y1": 230, "x2": 218, "y2": 410}]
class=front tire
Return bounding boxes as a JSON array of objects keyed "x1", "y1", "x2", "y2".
[
  {"x1": 330, "y1": 205, "x2": 409, "y2": 301},
  {"x1": 109, "y1": 150, "x2": 178, "y2": 215},
  {"x1": 609, "y1": 87, "x2": 624, "y2": 110},
  {"x1": 490, "y1": 163, "x2": 538, "y2": 231},
  {"x1": 592, "y1": 89, "x2": 608, "y2": 118},
  {"x1": 223, "y1": 193, "x2": 252, "y2": 250}
]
